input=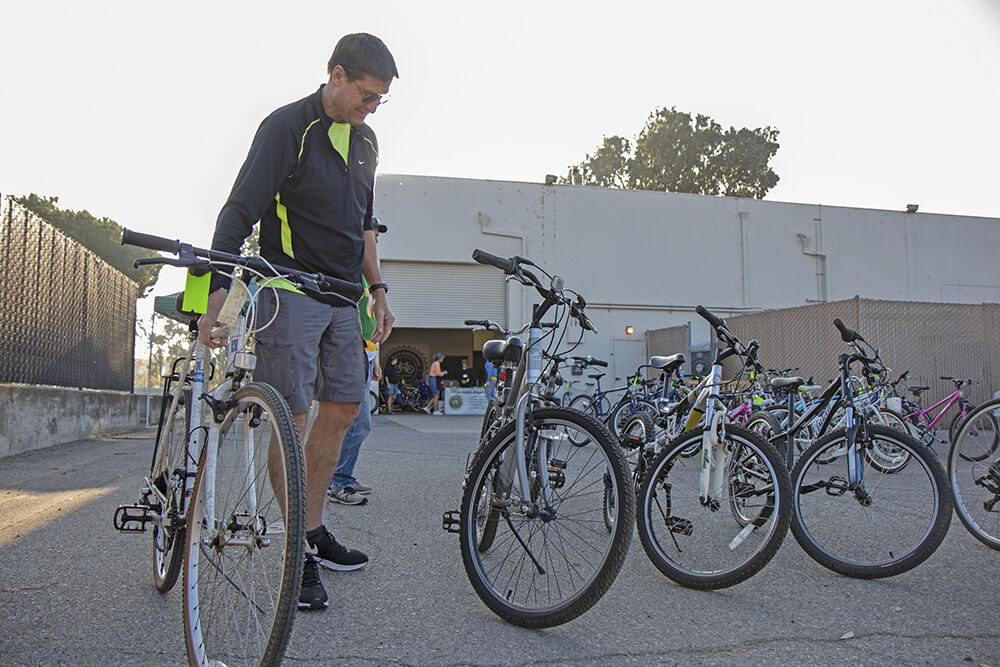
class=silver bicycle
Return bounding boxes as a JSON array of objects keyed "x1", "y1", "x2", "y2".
[{"x1": 114, "y1": 229, "x2": 361, "y2": 666}]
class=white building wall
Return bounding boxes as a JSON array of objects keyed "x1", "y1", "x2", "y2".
[{"x1": 374, "y1": 174, "x2": 1000, "y2": 379}]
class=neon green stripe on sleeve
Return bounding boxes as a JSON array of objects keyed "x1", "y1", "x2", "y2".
[{"x1": 275, "y1": 193, "x2": 294, "y2": 258}]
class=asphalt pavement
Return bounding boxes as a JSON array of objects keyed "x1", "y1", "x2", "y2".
[{"x1": 0, "y1": 414, "x2": 997, "y2": 666}]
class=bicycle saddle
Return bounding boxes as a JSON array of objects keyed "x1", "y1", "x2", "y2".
[
  {"x1": 588, "y1": 372, "x2": 605, "y2": 381},
  {"x1": 482, "y1": 336, "x2": 523, "y2": 365},
  {"x1": 649, "y1": 354, "x2": 686, "y2": 374},
  {"x1": 771, "y1": 376, "x2": 807, "y2": 392},
  {"x1": 174, "y1": 292, "x2": 202, "y2": 323},
  {"x1": 908, "y1": 385, "x2": 930, "y2": 395}
]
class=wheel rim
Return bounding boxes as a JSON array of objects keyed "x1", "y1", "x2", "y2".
[
  {"x1": 794, "y1": 429, "x2": 940, "y2": 568},
  {"x1": 640, "y1": 429, "x2": 784, "y2": 579},
  {"x1": 464, "y1": 415, "x2": 625, "y2": 615},
  {"x1": 185, "y1": 390, "x2": 303, "y2": 665},
  {"x1": 950, "y1": 410, "x2": 1000, "y2": 547}
]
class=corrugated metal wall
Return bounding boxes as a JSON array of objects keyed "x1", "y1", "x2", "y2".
[
  {"x1": 0, "y1": 195, "x2": 137, "y2": 391},
  {"x1": 647, "y1": 298, "x2": 999, "y2": 405},
  {"x1": 379, "y1": 260, "x2": 507, "y2": 329}
]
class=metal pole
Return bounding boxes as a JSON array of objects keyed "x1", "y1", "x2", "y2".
[{"x1": 146, "y1": 311, "x2": 155, "y2": 428}]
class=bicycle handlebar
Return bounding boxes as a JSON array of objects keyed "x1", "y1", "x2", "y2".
[
  {"x1": 472, "y1": 249, "x2": 517, "y2": 274},
  {"x1": 122, "y1": 228, "x2": 364, "y2": 302},
  {"x1": 121, "y1": 228, "x2": 182, "y2": 254}
]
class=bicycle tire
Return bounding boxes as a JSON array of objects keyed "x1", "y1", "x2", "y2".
[
  {"x1": 459, "y1": 407, "x2": 633, "y2": 628},
  {"x1": 635, "y1": 424, "x2": 791, "y2": 590},
  {"x1": 863, "y1": 408, "x2": 913, "y2": 473},
  {"x1": 152, "y1": 387, "x2": 191, "y2": 594},
  {"x1": 790, "y1": 425, "x2": 952, "y2": 579},
  {"x1": 369, "y1": 388, "x2": 380, "y2": 415},
  {"x1": 949, "y1": 403, "x2": 998, "y2": 454},
  {"x1": 948, "y1": 398, "x2": 1000, "y2": 549},
  {"x1": 567, "y1": 395, "x2": 596, "y2": 445},
  {"x1": 610, "y1": 398, "x2": 658, "y2": 437},
  {"x1": 606, "y1": 410, "x2": 655, "y2": 531},
  {"x1": 475, "y1": 397, "x2": 507, "y2": 552},
  {"x1": 183, "y1": 382, "x2": 305, "y2": 666},
  {"x1": 744, "y1": 410, "x2": 783, "y2": 460}
]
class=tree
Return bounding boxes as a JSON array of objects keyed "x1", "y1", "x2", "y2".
[
  {"x1": 15, "y1": 193, "x2": 163, "y2": 296},
  {"x1": 567, "y1": 107, "x2": 780, "y2": 199}
]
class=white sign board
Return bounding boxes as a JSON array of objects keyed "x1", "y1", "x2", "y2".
[{"x1": 444, "y1": 387, "x2": 488, "y2": 415}]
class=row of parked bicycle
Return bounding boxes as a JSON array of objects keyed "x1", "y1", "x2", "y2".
[{"x1": 444, "y1": 248, "x2": 1000, "y2": 630}]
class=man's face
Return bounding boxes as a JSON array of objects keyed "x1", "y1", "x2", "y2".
[{"x1": 328, "y1": 66, "x2": 391, "y2": 126}]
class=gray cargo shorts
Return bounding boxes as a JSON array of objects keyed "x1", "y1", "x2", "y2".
[{"x1": 253, "y1": 288, "x2": 367, "y2": 414}]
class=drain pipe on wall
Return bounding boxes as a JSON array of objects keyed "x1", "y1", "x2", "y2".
[{"x1": 796, "y1": 207, "x2": 829, "y2": 303}]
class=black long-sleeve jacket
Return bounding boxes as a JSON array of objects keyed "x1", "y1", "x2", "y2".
[{"x1": 210, "y1": 86, "x2": 378, "y2": 303}]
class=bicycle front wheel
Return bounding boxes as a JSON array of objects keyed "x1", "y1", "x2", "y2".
[
  {"x1": 459, "y1": 407, "x2": 633, "y2": 628},
  {"x1": 152, "y1": 387, "x2": 191, "y2": 593},
  {"x1": 635, "y1": 425, "x2": 791, "y2": 590},
  {"x1": 949, "y1": 398, "x2": 1000, "y2": 549},
  {"x1": 790, "y1": 425, "x2": 952, "y2": 578},
  {"x1": 183, "y1": 383, "x2": 305, "y2": 666}
]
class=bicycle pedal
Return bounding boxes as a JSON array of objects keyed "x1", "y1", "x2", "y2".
[
  {"x1": 442, "y1": 510, "x2": 461, "y2": 534},
  {"x1": 666, "y1": 516, "x2": 693, "y2": 536},
  {"x1": 113, "y1": 504, "x2": 157, "y2": 533}
]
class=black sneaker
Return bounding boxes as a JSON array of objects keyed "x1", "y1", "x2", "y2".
[
  {"x1": 306, "y1": 525, "x2": 369, "y2": 572},
  {"x1": 298, "y1": 556, "x2": 328, "y2": 610}
]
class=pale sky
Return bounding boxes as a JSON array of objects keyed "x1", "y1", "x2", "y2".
[{"x1": 2, "y1": 0, "x2": 999, "y2": 305}]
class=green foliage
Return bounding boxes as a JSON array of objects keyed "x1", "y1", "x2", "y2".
[
  {"x1": 15, "y1": 193, "x2": 163, "y2": 297},
  {"x1": 568, "y1": 107, "x2": 780, "y2": 199}
]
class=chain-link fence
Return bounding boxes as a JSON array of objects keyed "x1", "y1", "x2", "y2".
[
  {"x1": 0, "y1": 195, "x2": 137, "y2": 391},
  {"x1": 645, "y1": 323, "x2": 690, "y2": 376},
  {"x1": 646, "y1": 298, "x2": 998, "y2": 406}
]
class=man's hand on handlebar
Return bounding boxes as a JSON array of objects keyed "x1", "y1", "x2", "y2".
[{"x1": 197, "y1": 288, "x2": 229, "y2": 349}]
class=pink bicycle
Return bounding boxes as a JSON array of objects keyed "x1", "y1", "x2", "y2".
[{"x1": 889, "y1": 374, "x2": 999, "y2": 458}]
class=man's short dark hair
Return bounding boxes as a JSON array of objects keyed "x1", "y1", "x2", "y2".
[{"x1": 328, "y1": 33, "x2": 399, "y2": 82}]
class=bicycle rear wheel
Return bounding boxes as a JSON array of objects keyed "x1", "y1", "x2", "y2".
[
  {"x1": 635, "y1": 425, "x2": 791, "y2": 590},
  {"x1": 790, "y1": 425, "x2": 951, "y2": 578},
  {"x1": 151, "y1": 387, "x2": 191, "y2": 593},
  {"x1": 864, "y1": 408, "x2": 913, "y2": 473},
  {"x1": 949, "y1": 398, "x2": 1000, "y2": 549},
  {"x1": 183, "y1": 383, "x2": 305, "y2": 666},
  {"x1": 459, "y1": 407, "x2": 633, "y2": 628}
]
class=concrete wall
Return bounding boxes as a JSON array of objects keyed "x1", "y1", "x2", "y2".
[
  {"x1": 0, "y1": 384, "x2": 162, "y2": 458},
  {"x1": 374, "y1": 174, "x2": 1000, "y2": 378}
]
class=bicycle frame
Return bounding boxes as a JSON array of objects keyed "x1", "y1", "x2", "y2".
[{"x1": 905, "y1": 390, "x2": 965, "y2": 430}]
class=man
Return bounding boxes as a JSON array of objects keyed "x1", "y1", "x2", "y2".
[
  {"x1": 384, "y1": 356, "x2": 401, "y2": 414},
  {"x1": 327, "y1": 219, "x2": 388, "y2": 506},
  {"x1": 198, "y1": 33, "x2": 397, "y2": 611}
]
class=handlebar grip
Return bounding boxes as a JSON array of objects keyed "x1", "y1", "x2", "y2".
[
  {"x1": 464, "y1": 319, "x2": 487, "y2": 326},
  {"x1": 317, "y1": 276, "x2": 364, "y2": 302},
  {"x1": 592, "y1": 358, "x2": 609, "y2": 368},
  {"x1": 695, "y1": 305, "x2": 725, "y2": 330},
  {"x1": 833, "y1": 318, "x2": 861, "y2": 343},
  {"x1": 121, "y1": 228, "x2": 182, "y2": 254},
  {"x1": 472, "y1": 249, "x2": 516, "y2": 273}
]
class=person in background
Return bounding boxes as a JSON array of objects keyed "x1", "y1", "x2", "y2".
[
  {"x1": 327, "y1": 219, "x2": 388, "y2": 506},
  {"x1": 483, "y1": 357, "x2": 498, "y2": 403},
  {"x1": 458, "y1": 357, "x2": 473, "y2": 388},
  {"x1": 384, "y1": 356, "x2": 400, "y2": 414},
  {"x1": 427, "y1": 353, "x2": 447, "y2": 414}
]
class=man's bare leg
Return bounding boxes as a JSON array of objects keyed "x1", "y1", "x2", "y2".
[{"x1": 300, "y1": 401, "x2": 360, "y2": 531}]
